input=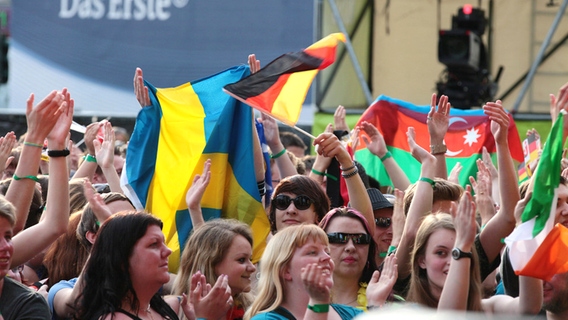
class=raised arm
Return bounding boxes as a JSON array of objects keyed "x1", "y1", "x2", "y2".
[
  {"x1": 185, "y1": 159, "x2": 211, "y2": 229},
  {"x1": 479, "y1": 101, "x2": 519, "y2": 263},
  {"x1": 133, "y1": 67, "x2": 151, "y2": 107},
  {"x1": 313, "y1": 131, "x2": 374, "y2": 235},
  {"x1": 93, "y1": 121, "x2": 122, "y2": 193},
  {"x1": 427, "y1": 93, "x2": 450, "y2": 179},
  {"x1": 0, "y1": 132, "x2": 16, "y2": 174},
  {"x1": 481, "y1": 147, "x2": 500, "y2": 207},
  {"x1": 396, "y1": 127, "x2": 436, "y2": 279},
  {"x1": 12, "y1": 88, "x2": 73, "y2": 267},
  {"x1": 469, "y1": 159, "x2": 496, "y2": 227},
  {"x1": 6, "y1": 90, "x2": 65, "y2": 235},
  {"x1": 359, "y1": 121, "x2": 410, "y2": 191},
  {"x1": 438, "y1": 188, "x2": 476, "y2": 311},
  {"x1": 72, "y1": 122, "x2": 101, "y2": 181},
  {"x1": 390, "y1": 188, "x2": 406, "y2": 249},
  {"x1": 259, "y1": 113, "x2": 297, "y2": 179}
]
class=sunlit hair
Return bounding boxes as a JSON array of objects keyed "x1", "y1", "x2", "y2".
[
  {"x1": 173, "y1": 219, "x2": 254, "y2": 310},
  {"x1": 0, "y1": 195, "x2": 15, "y2": 227},
  {"x1": 244, "y1": 224, "x2": 329, "y2": 320},
  {"x1": 269, "y1": 175, "x2": 330, "y2": 233},
  {"x1": 406, "y1": 213, "x2": 482, "y2": 311},
  {"x1": 319, "y1": 206, "x2": 377, "y2": 283},
  {"x1": 69, "y1": 178, "x2": 88, "y2": 215},
  {"x1": 403, "y1": 178, "x2": 463, "y2": 215},
  {"x1": 76, "y1": 192, "x2": 133, "y2": 252},
  {"x1": 44, "y1": 211, "x2": 89, "y2": 288}
]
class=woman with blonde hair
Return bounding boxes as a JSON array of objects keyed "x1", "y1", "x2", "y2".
[
  {"x1": 245, "y1": 224, "x2": 366, "y2": 320},
  {"x1": 173, "y1": 219, "x2": 256, "y2": 320}
]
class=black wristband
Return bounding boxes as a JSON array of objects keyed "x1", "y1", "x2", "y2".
[{"x1": 47, "y1": 148, "x2": 70, "y2": 157}]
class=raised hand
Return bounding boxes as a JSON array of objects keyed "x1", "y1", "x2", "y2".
[
  {"x1": 549, "y1": 81, "x2": 568, "y2": 123},
  {"x1": 46, "y1": 88, "x2": 74, "y2": 148},
  {"x1": 133, "y1": 67, "x2": 151, "y2": 107},
  {"x1": 359, "y1": 121, "x2": 388, "y2": 158},
  {"x1": 452, "y1": 187, "x2": 476, "y2": 251},
  {"x1": 93, "y1": 120, "x2": 115, "y2": 170},
  {"x1": 427, "y1": 93, "x2": 450, "y2": 145},
  {"x1": 83, "y1": 179, "x2": 113, "y2": 222},
  {"x1": 0, "y1": 131, "x2": 16, "y2": 173},
  {"x1": 186, "y1": 159, "x2": 211, "y2": 211},
  {"x1": 366, "y1": 254, "x2": 398, "y2": 307},
  {"x1": 25, "y1": 90, "x2": 65, "y2": 144},
  {"x1": 248, "y1": 54, "x2": 261, "y2": 74},
  {"x1": 182, "y1": 272, "x2": 233, "y2": 320},
  {"x1": 448, "y1": 162, "x2": 462, "y2": 184},
  {"x1": 483, "y1": 100, "x2": 509, "y2": 146},
  {"x1": 407, "y1": 127, "x2": 435, "y2": 164},
  {"x1": 481, "y1": 146, "x2": 499, "y2": 181},
  {"x1": 333, "y1": 105, "x2": 349, "y2": 132},
  {"x1": 301, "y1": 263, "x2": 333, "y2": 304},
  {"x1": 313, "y1": 132, "x2": 351, "y2": 166}
]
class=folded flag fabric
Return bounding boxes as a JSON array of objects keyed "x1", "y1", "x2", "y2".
[
  {"x1": 223, "y1": 33, "x2": 346, "y2": 126},
  {"x1": 354, "y1": 95, "x2": 524, "y2": 187},
  {"x1": 505, "y1": 111, "x2": 568, "y2": 280},
  {"x1": 121, "y1": 65, "x2": 270, "y2": 272}
]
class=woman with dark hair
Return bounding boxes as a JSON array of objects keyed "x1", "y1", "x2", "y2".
[
  {"x1": 268, "y1": 132, "x2": 374, "y2": 235},
  {"x1": 268, "y1": 175, "x2": 330, "y2": 234},
  {"x1": 76, "y1": 211, "x2": 181, "y2": 320},
  {"x1": 318, "y1": 207, "x2": 384, "y2": 310}
]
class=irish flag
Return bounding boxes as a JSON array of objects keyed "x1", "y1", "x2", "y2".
[
  {"x1": 224, "y1": 33, "x2": 345, "y2": 126},
  {"x1": 354, "y1": 95, "x2": 523, "y2": 187},
  {"x1": 505, "y1": 111, "x2": 568, "y2": 281}
]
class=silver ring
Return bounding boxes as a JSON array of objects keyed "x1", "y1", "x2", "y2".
[{"x1": 427, "y1": 117, "x2": 432, "y2": 120}]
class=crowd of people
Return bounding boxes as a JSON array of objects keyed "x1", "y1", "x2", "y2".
[{"x1": 0, "y1": 57, "x2": 567, "y2": 320}]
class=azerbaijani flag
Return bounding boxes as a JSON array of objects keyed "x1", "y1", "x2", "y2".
[
  {"x1": 505, "y1": 112, "x2": 568, "y2": 280},
  {"x1": 224, "y1": 33, "x2": 346, "y2": 126},
  {"x1": 122, "y1": 65, "x2": 270, "y2": 272},
  {"x1": 354, "y1": 95, "x2": 523, "y2": 187}
]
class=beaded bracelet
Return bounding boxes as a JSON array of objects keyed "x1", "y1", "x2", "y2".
[{"x1": 342, "y1": 167, "x2": 359, "y2": 179}]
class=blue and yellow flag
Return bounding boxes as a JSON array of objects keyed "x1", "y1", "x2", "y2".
[{"x1": 122, "y1": 66, "x2": 270, "y2": 272}]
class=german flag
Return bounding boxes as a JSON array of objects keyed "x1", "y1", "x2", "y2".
[{"x1": 224, "y1": 33, "x2": 345, "y2": 126}]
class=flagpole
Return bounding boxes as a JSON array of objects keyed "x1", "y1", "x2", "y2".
[{"x1": 262, "y1": 112, "x2": 317, "y2": 140}]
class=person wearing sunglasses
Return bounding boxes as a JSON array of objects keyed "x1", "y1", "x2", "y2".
[
  {"x1": 268, "y1": 132, "x2": 374, "y2": 236},
  {"x1": 366, "y1": 188, "x2": 396, "y2": 266},
  {"x1": 318, "y1": 207, "x2": 381, "y2": 311}
]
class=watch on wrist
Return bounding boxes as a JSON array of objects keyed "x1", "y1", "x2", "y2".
[
  {"x1": 47, "y1": 148, "x2": 71, "y2": 157},
  {"x1": 430, "y1": 144, "x2": 447, "y2": 155},
  {"x1": 451, "y1": 247, "x2": 473, "y2": 260}
]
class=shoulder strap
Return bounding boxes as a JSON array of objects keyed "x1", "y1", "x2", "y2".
[
  {"x1": 115, "y1": 308, "x2": 143, "y2": 320},
  {"x1": 272, "y1": 306, "x2": 296, "y2": 320}
]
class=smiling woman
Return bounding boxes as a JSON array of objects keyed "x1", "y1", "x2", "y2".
[{"x1": 173, "y1": 219, "x2": 256, "y2": 320}]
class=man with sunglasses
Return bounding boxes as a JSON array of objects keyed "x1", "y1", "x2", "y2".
[{"x1": 367, "y1": 188, "x2": 395, "y2": 266}]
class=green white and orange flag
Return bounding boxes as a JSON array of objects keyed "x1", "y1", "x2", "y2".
[
  {"x1": 354, "y1": 95, "x2": 523, "y2": 187},
  {"x1": 505, "y1": 111, "x2": 568, "y2": 281},
  {"x1": 223, "y1": 33, "x2": 345, "y2": 126}
]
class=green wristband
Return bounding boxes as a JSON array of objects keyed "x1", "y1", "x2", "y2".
[
  {"x1": 311, "y1": 168, "x2": 338, "y2": 182},
  {"x1": 380, "y1": 151, "x2": 392, "y2": 162},
  {"x1": 271, "y1": 148, "x2": 286, "y2": 159},
  {"x1": 307, "y1": 304, "x2": 329, "y2": 313},
  {"x1": 13, "y1": 174, "x2": 40, "y2": 183},
  {"x1": 388, "y1": 245, "x2": 397, "y2": 254},
  {"x1": 83, "y1": 154, "x2": 97, "y2": 163},
  {"x1": 418, "y1": 177, "x2": 436, "y2": 189}
]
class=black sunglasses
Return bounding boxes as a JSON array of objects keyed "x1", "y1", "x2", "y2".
[
  {"x1": 273, "y1": 194, "x2": 313, "y2": 211},
  {"x1": 375, "y1": 217, "x2": 391, "y2": 228},
  {"x1": 327, "y1": 232, "x2": 372, "y2": 245}
]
